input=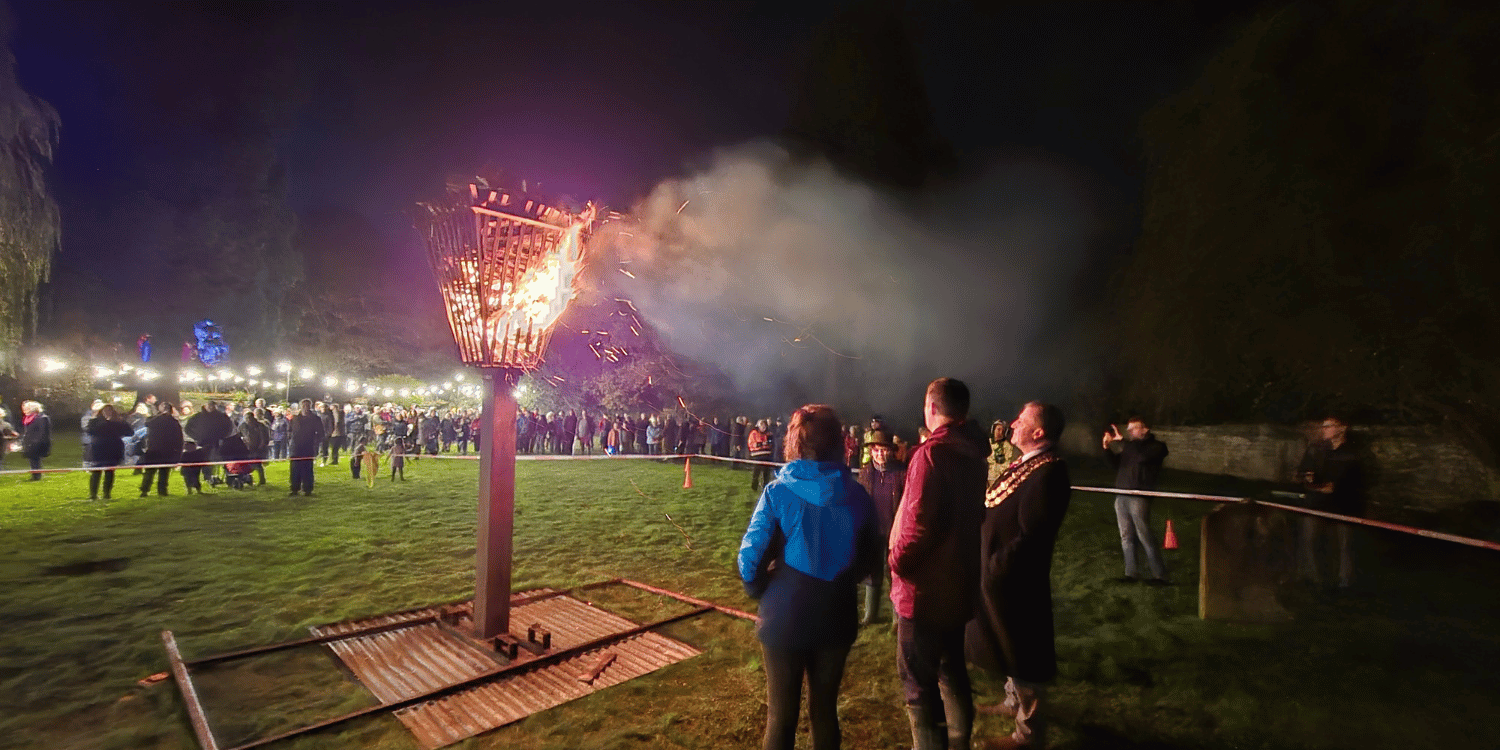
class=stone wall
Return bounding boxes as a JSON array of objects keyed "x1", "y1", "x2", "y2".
[{"x1": 1061, "y1": 421, "x2": 1500, "y2": 512}]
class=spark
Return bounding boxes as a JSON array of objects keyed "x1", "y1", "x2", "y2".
[
  {"x1": 676, "y1": 200, "x2": 689, "y2": 215},
  {"x1": 618, "y1": 268, "x2": 636, "y2": 279}
]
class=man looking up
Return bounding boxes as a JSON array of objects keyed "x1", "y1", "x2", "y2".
[
  {"x1": 288, "y1": 398, "x2": 323, "y2": 496},
  {"x1": 1102, "y1": 417, "x2": 1170, "y2": 585},
  {"x1": 968, "y1": 402, "x2": 1071, "y2": 749},
  {"x1": 889, "y1": 378, "x2": 988, "y2": 750}
]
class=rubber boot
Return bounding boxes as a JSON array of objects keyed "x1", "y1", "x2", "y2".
[
  {"x1": 941, "y1": 681, "x2": 974, "y2": 750},
  {"x1": 906, "y1": 704, "x2": 946, "y2": 750}
]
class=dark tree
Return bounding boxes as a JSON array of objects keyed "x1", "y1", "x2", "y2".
[
  {"x1": 0, "y1": 8, "x2": 59, "y2": 373},
  {"x1": 1114, "y1": 1, "x2": 1500, "y2": 459}
]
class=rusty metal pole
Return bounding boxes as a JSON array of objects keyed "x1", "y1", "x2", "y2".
[{"x1": 475, "y1": 368, "x2": 520, "y2": 639}]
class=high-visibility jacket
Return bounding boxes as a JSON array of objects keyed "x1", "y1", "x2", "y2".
[{"x1": 748, "y1": 428, "x2": 772, "y2": 457}]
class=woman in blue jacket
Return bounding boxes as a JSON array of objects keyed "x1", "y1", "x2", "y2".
[{"x1": 738, "y1": 404, "x2": 880, "y2": 750}]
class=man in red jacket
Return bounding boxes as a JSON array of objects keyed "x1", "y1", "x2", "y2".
[{"x1": 889, "y1": 378, "x2": 989, "y2": 750}]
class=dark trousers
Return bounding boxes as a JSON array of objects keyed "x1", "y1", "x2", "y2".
[
  {"x1": 351, "y1": 456, "x2": 362, "y2": 479},
  {"x1": 88, "y1": 468, "x2": 116, "y2": 498},
  {"x1": 289, "y1": 455, "x2": 315, "y2": 493},
  {"x1": 329, "y1": 436, "x2": 346, "y2": 464},
  {"x1": 896, "y1": 617, "x2": 974, "y2": 730},
  {"x1": 751, "y1": 460, "x2": 773, "y2": 491},
  {"x1": 761, "y1": 641, "x2": 852, "y2": 750},
  {"x1": 141, "y1": 466, "x2": 171, "y2": 495},
  {"x1": 28, "y1": 454, "x2": 43, "y2": 480}
]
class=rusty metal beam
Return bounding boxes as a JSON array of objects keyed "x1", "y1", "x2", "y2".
[
  {"x1": 617, "y1": 578, "x2": 758, "y2": 622},
  {"x1": 222, "y1": 605, "x2": 713, "y2": 750},
  {"x1": 185, "y1": 614, "x2": 444, "y2": 667},
  {"x1": 162, "y1": 630, "x2": 221, "y2": 750}
]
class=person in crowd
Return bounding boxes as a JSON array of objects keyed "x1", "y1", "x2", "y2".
[
  {"x1": 990, "y1": 419, "x2": 1019, "y2": 482},
  {"x1": 968, "y1": 401, "x2": 1071, "y2": 749},
  {"x1": 771, "y1": 417, "x2": 786, "y2": 463},
  {"x1": 81, "y1": 398, "x2": 104, "y2": 468},
  {"x1": 748, "y1": 419, "x2": 774, "y2": 492},
  {"x1": 862, "y1": 415, "x2": 888, "y2": 467},
  {"x1": 421, "y1": 409, "x2": 441, "y2": 455},
  {"x1": 711, "y1": 416, "x2": 729, "y2": 457},
  {"x1": 731, "y1": 415, "x2": 748, "y2": 466},
  {"x1": 578, "y1": 409, "x2": 594, "y2": 455},
  {"x1": 20, "y1": 400, "x2": 52, "y2": 481},
  {"x1": 660, "y1": 414, "x2": 678, "y2": 458},
  {"x1": 1102, "y1": 417, "x2": 1170, "y2": 585},
  {"x1": 1296, "y1": 415, "x2": 1364, "y2": 589},
  {"x1": 645, "y1": 415, "x2": 662, "y2": 455},
  {"x1": 0, "y1": 406, "x2": 19, "y2": 470},
  {"x1": 630, "y1": 412, "x2": 645, "y2": 455},
  {"x1": 351, "y1": 436, "x2": 367, "y2": 481},
  {"x1": 388, "y1": 435, "x2": 406, "y2": 481},
  {"x1": 621, "y1": 413, "x2": 636, "y2": 454},
  {"x1": 683, "y1": 417, "x2": 704, "y2": 456},
  {"x1": 239, "y1": 409, "x2": 271, "y2": 486},
  {"x1": 327, "y1": 404, "x2": 347, "y2": 465},
  {"x1": 180, "y1": 440, "x2": 208, "y2": 494},
  {"x1": 271, "y1": 409, "x2": 290, "y2": 459},
  {"x1": 844, "y1": 425, "x2": 860, "y2": 468},
  {"x1": 440, "y1": 411, "x2": 456, "y2": 453},
  {"x1": 289, "y1": 399, "x2": 323, "y2": 496},
  {"x1": 516, "y1": 409, "x2": 532, "y2": 454},
  {"x1": 457, "y1": 410, "x2": 473, "y2": 455},
  {"x1": 856, "y1": 429, "x2": 906, "y2": 626},
  {"x1": 894, "y1": 433, "x2": 912, "y2": 464},
  {"x1": 739, "y1": 404, "x2": 879, "y2": 750},
  {"x1": 606, "y1": 417, "x2": 622, "y2": 454},
  {"x1": 140, "y1": 402, "x2": 184, "y2": 497},
  {"x1": 185, "y1": 402, "x2": 233, "y2": 486},
  {"x1": 889, "y1": 378, "x2": 988, "y2": 750},
  {"x1": 85, "y1": 404, "x2": 133, "y2": 500},
  {"x1": 317, "y1": 403, "x2": 335, "y2": 466},
  {"x1": 917, "y1": 425, "x2": 931, "y2": 444},
  {"x1": 563, "y1": 409, "x2": 579, "y2": 455}
]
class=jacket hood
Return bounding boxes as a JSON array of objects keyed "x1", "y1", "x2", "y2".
[{"x1": 776, "y1": 459, "x2": 851, "y2": 506}]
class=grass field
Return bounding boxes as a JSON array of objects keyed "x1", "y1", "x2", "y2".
[{"x1": 2, "y1": 435, "x2": 1498, "y2": 749}]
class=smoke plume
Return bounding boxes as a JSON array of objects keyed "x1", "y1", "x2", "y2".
[{"x1": 604, "y1": 141, "x2": 1101, "y2": 421}]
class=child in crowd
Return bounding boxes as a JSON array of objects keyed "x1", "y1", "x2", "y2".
[
  {"x1": 351, "y1": 437, "x2": 366, "y2": 480},
  {"x1": 362, "y1": 439, "x2": 381, "y2": 488},
  {"x1": 180, "y1": 440, "x2": 208, "y2": 494},
  {"x1": 388, "y1": 437, "x2": 405, "y2": 481}
]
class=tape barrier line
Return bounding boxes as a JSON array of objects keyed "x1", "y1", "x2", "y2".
[
  {"x1": 0, "y1": 451, "x2": 784, "y2": 476},
  {"x1": 420, "y1": 452, "x2": 785, "y2": 467},
  {"x1": 0, "y1": 455, "x2": 317, "y2": 477},
  {"x1": 1072, "y1": 485, "x2": 1500, "y2": 553}
]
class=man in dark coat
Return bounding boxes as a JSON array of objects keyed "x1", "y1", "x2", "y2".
[
  {"x1": 140, "y1": 402, "x2": 184, "y2": 497},
  {"x1": 562, "y1": 410, "x2": 579, "y2": 455},
  {"x1": 1102, "y1": 417, "x2": 1170, "y2": 584},
  {"x1": 1296, "y1": 415, "x2": 1364, "y2": 588},
  {"x1": 856, "y1": 429, "x2": 905, "y2": 625},
  {"x1": 889, "y1": 378, "x2": 989, "y2": 750},
  {"x1": 967, "y1": 401, "x2": 1071, "y2": 749},
  {"x1": 185, "y1": 402, "x2": 234, "y2": 485},
  {"x1": 288, "y1": 399, "x2": 324, "y2": 496}
]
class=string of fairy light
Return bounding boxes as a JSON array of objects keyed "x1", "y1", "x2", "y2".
[{"x1": 30, "y1": 355, "x2": 484, "y2": 402}]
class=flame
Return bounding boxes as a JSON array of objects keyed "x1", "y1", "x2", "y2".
[{"x1": 440, "y1": 218, "x2": 588, "y2": 365}]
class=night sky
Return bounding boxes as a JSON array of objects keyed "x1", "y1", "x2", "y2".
[
  {"x1": 11, "y1": 1, "x2": 1247, "y2": 267},
  {"x1": 7, "y1": 0, "x2": 1256, "y2": 415}
]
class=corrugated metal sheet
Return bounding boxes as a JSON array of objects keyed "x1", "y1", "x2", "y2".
[{"x1": 309, "y1": 590, "x2": 702, "y2": 750}]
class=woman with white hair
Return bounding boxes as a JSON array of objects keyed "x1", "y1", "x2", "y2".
[{"x1": 20, "y1": 400, "x2": 52, "y2": 480}]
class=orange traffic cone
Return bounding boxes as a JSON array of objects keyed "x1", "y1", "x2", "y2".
[
  {"x1": 682, "y1": 457, "x2": 693, "y2": 489},
  {"x1": 1163, "y1": 519, "x2": 1179, "y2": 550}
]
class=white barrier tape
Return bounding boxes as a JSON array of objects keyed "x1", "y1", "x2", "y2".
[
  {"x1": 0, "y1": 451, "x2": 784, "y2": 476},
  {"x1": 0, "y1": 455, "x2": 316, "y2": 477},
  {"x1": 1071, "y1": 484, "x2": 1500, "y2": 553},
  {"x1": 420, "y1": 452, "x2": 784, "y2": 467}
]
